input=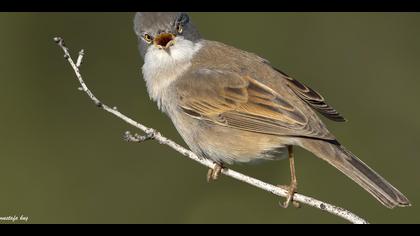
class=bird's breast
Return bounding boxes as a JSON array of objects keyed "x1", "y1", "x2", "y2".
[
  {"x1": 142, "y1": 59, "x2": 191, "y2": 111},
  {"x1": 141, "y1": 40, "x2": 203, "y2": 110}
]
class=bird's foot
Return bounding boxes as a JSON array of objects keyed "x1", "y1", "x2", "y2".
[
  {"x1": 207, "y1": 163, "x2": 223, "y2": 182},
  {"x1": 278, "y1": 182, "x2": 300, "y2": 208}
]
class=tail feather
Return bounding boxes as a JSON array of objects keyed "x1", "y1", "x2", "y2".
[{"x1": 301, "y1": 139, "x2": 411, "y2": 208}]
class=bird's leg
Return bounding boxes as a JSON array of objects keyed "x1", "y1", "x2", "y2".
[
  {"x1": 207, "y1": 162, "x2": 223, "y2": 182},
  {"x1": 279, "y1": 145, "x2": 300, "y2": 208}
]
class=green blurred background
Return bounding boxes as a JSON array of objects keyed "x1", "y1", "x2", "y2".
[{"x1": 0, "y1": 13, "x2": 419, "y2": 224}]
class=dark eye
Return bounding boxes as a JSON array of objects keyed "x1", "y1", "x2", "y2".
[
  {"x1": 176, "y1": 24, "x2": 183, "y2": 34},
  {"x1": 143, "y1": 34, "x2": 152, "y2": 44}
]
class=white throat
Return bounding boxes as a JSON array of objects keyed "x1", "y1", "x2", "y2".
[{"x1": 142, "y1": 37, "x2": 202, "y2": 109}]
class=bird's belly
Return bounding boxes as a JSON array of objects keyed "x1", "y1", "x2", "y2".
[{"x1": 171, "y1": 113, "x2": 289, "y2": 164}]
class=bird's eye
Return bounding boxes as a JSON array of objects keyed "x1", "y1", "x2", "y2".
[
  {"x1": 143, "y1": 34, "x2": 152, "y2": 44},
  {"x1": 176, "y1": 24, "x2": 183, "y2": 34}
]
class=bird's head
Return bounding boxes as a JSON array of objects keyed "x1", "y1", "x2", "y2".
[{"x1": 134, "y1": 12, "x2": 202, "y2": 59}]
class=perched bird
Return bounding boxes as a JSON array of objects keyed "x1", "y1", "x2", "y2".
[{"x1": 133, "y1": 12, "x2": 410, "y2": 208}]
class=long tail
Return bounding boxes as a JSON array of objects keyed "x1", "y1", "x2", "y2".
[{"x1": 301, "y1": 139, "x2": 411, "y2": 208}]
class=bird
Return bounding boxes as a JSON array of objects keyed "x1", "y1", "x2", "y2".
[{"x1": 133, "y1": 12, "x2": 411, "y2": 208}]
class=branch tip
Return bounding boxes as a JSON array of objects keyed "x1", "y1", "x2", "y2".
[
  {"x1": 76, "y1": 49, "x2": 85, "y2": 67},
  {"x1": 53, "y1": 36, "x2": 62, "y2": 44}
]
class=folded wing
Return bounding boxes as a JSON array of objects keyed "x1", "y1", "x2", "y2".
[{"x1": 176, "y1": 69, "x2": 335, "y2": 141}]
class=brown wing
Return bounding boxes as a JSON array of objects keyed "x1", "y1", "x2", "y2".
[
  {"x1": 271, "y1": 67, "x2": 346, "y2": 122},
  {"x1": 175, "y1": 69, "x2": 335, "y2": 141}
]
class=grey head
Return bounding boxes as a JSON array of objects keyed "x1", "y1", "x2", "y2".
[{"x1": 134, "y1": 12, "x2": 201, "y2": 58}]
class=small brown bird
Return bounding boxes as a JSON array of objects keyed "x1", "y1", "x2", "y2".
[{"x1": 133, "y1": 12, "x2": 411, "y2": 208}]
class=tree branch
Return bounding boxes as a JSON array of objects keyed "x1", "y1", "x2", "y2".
[{"x1": 53, "y1": 36, "x2": 369, "y2": 224}]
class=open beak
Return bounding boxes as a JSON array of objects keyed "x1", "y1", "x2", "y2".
[{"x1": 154, "y1": 33, "x2": 175, "y2": 49}]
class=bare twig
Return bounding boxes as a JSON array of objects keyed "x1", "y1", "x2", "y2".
[{"x1": 54, "y1": 36, "x2": 369, "y2": 224}]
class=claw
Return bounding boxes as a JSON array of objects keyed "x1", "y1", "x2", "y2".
[
  {"x1": 207, "y1": 163, "x2": 223, "y2": 182},
  {"x1": 279, "y1": 183, "x2": 299, "y2": 208}
]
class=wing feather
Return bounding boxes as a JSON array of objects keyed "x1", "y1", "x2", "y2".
[
  {"x1": 176, "y1": 69, "x2": 335, "y2": 141},
  {"x1": 270, "y1": 66, "x2": 346, "y2": 122},
  {"x1": 285, "y1": 76, "x2": 346, "y2": 122}
]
